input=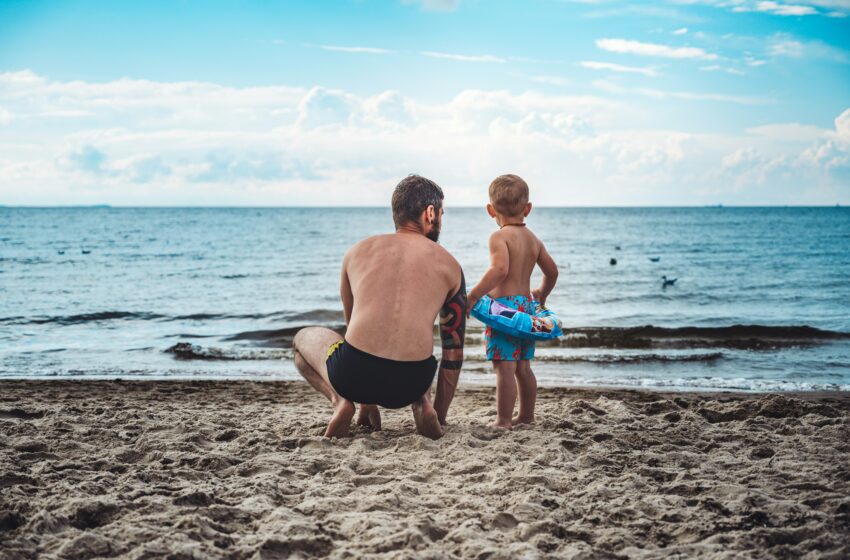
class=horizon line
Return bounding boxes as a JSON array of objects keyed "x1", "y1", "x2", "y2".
[{"x1": 0, "y1": 204, "x2": 846, "y2": 209}]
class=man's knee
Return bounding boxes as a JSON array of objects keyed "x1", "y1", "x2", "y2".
[{"x1": 293, "y1": 326, "x2": 321, "y2": 353}]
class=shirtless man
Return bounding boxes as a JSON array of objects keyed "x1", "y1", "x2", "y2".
[{"x1": 292, "y1": 175, "x2": 466, "y2": 439}]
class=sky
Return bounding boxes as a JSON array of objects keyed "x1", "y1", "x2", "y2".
[{"x1": 0, "y1": 0, "x2": 848, "y2": 206}]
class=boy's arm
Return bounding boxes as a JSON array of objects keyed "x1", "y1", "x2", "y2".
[
  {"x1": 532, "y1": 242, "x2": 558, "y2": 307},
  {"x1": 433, "y1": 269, "x2": 466, "y2": 426},
  {"x1": 466, "y1": 233, "x2": 509, "y2": 316},
  {"x1": 340, "y1": 252, "x2": 354, "y2": 326}
]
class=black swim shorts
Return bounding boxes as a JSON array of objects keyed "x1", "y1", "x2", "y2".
[{"x1": 326, "y1": 340, "x2": 437, "y2": 409}]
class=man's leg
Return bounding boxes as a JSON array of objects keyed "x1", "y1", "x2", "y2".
[
  {"x1": 292, "y1": 327, "x2": 355, "y2": 437},
  {"x1": 513, "y1": 359, "x2": 537, "y2": 425},
  {"x1": 493, "y1": 360, "x2": 517, "y2": 430},
  {"x1": 357, "y1": 404, "x2": 381, "y2": 430},
  {"x1": 411, "y1": 391, "x2": 443, "y2": 440}
]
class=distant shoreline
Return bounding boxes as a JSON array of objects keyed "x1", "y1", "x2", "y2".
[{"x1": 1, "y1": 204, "x2": 846, "y2": 209}]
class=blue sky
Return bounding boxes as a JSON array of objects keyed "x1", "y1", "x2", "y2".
[{"x1": 1, "y1": 0, "x2": 848, "y2": 205}]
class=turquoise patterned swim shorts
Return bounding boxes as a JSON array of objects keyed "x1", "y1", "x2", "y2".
[{"x1": 484, "y1": 295, "x2": 536, "y2": 361}]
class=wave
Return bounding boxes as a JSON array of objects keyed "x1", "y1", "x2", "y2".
[
  {"x1": 533, "y1": 352, "x2": 725, "y2": 364},
  {"x1": 550, "y1": 325, "x2": 850, "y2": 350},
  {"x1": 223, "y1": 325, "x2": 345, "y2": 347},
  {"x1": 0, "y1": 308, "x2": 345, "y2": 326},
  {"x1": 164, "y1": 342, "x2": 291, "y2": 361},
  {"x1": 0, "y1": 311, "x2": 167, "y2": 326}
]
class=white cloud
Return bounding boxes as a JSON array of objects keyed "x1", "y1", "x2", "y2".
[
  {"x1": 530, "y1": 75, "x2": 571, "y2": 86},
  {"x1": 700, "y1": 64, "x2": 746, "y2": 75},
  {"x1": 596, "y1": 38, "x2": 718, "y2": 60},
  {"x1": 746, "y1": 122, "x2": 827, "y2": 141},
  {"x1": 672, "y1": 27, "x2": 689, "y2": 35},
  {"x1": 317, "y1": 45, "x2": 394, "y2": 54},
  {"x1": 692, "y1": 0, "x2": 849, "y2": 18},
  {"x1": 580, "y1": 61, "x2": 659, "y2": 76},
  {"x1": 769, "y1": 39, "x2": 806, "y2": 57},
  {"x1": 733, "y1": 1, "x2": 818, "y2": 15},
  {"x1": 767, "y1": 34, "x2": 849, "y2": 61},
  {"x1": 0, "y1": 71, "x2": 846, "y2": 206},
  {"x1": 402, "y1": 0, "x2": 460, "y2": 11},
  {"x1": 421, "y1": 51, "x2": 506, "y2": 63},
  {"x1": 593, "y1": 80, "x2": 767, "y2": 104}
]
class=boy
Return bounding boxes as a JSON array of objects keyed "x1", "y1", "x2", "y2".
[{"x1": 467, "y1": 174, "x2": 559, "y2": 429}]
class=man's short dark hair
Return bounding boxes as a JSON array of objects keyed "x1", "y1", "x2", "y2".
[{"x1": 391, "y1": 174, "x2": 444, "y2": 228}]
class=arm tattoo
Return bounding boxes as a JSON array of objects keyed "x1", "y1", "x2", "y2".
[{"x1": 439, "y1": 271, "x2": 466, "y2": 370}]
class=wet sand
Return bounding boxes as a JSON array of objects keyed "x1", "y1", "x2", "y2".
[{"x1": 1, "y1": 380, "x2": 849, "y2": 559}]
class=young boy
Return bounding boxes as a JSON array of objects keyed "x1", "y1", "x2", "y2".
[{"x1": 467, "y1": 174, "x2": 559, "y2": 429}]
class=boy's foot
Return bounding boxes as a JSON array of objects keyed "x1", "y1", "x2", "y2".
[
  {"x1": 412, "y1": 398, "x2": 443, "y2": 440},
  {"x1": 512, "y1": 415, "x2": 535, "y2": 426},
  {"x1": 356, "y1": 404, "x2": 382, "y2": 430},
  {"x1": 325, "y1": 398, "x2": 355, "y2": 438},
  {"x1": 492, "y1": 420, "x2": 513, "y2": 430}
]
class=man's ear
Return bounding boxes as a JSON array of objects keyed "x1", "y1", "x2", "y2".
[
  {"x1": 486, "y1": 203, "x2": 497, "y2": 218},
  {"x1": 524, "y1": 202, "x2": 532, "y2": 217},
  {"x1": 426, "y1": 204, "x2": 436, "y2": 224}
]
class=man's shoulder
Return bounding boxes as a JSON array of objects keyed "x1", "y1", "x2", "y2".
[
  {"x1": 347, "y1": 234, "x2": 391, "y2": 255},
  {"x1": 431, "y1": 241, "x2": 462, "y2": 273}
]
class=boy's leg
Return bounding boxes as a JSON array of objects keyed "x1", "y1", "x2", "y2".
[
  {"x1": 514, "y1": 359, "x2": 537, "y2": 425},
  {"x1": 493, "y1": 360, "x2": 517, "y2": 429}
]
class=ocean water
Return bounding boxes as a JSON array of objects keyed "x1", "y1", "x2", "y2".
[{"x1": 2, "y1": 206, "x2": 849, "y2": 392}]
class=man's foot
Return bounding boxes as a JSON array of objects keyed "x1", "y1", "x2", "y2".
[
  {"x1": 492, "y1": 419, "x2": 513, "y2": 430},
  {"x1": 325, "y1": 398, "x2": 355, "y2": 438},
  {"x1": 412, "y1": 398, "x2": 443, "y2": 440},
  {"x1": 356, "y1": 404, "x2": 382, "y2": 430},
  {"x1": 512, "y1": 415, "x2": 535, "y2": 426}
]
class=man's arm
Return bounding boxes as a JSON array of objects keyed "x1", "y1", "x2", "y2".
[
  {"x1": 433, "y1": 270, "x2": 466, "y2": 425},
  {"x1": 340, "y1": 252, "x2": 354, "y2": 326}
]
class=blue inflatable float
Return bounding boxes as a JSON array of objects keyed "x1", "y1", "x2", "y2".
[{"x1": 471, "y1": 294, "x2": 563, "y2": 341}]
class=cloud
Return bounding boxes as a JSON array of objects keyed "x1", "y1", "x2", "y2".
[
  {"x1": 296, "y1": 87, "x2": 357, "y2": 129},
  {"x1": 733, "y1": 1, "x2": 818, "y2": 15},
  {"x1": 672, "y1": 27, "x2": 689, "y2": 35},
  {"x1": 700, "y1": 64, "x2": 746, "y2": 75},
  {"x1": 690, "y1": 0, "x2": 849, "y2": 18},
  {"x1": 530, "y1": 75, "x2": 571, "y2": 86},
  {"x1": 401, "y1": 0, "x2": 460, "y2": 12},
  {"x1": 421, "y1": 51, "x2": 506, "y2": 63},
  {"x1": 316, "y1": 45, "x2": 394, "y2": 54},
  {"x1": 767, "y1": 34, "x2": 849, "y2": 62},
  {"x1": 580, "y1": 61, "x2": 659, "y2": 76},
  {"x1": 593, "y1": 80, "x2": 767, "y2": 104},
  {"x1": 59, "y1": 145, "x2": 108, "y2": 174},
  {"x1": 595, "y1": 38, "x2": 718, "y2": 60},
  {"x1": 0, "y1": 71, "x2": 846, "y2": 206}
]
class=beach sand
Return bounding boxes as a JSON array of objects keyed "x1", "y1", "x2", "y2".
[{"x1": 1, "y1": 380, "x2": 849, "y2": 559}]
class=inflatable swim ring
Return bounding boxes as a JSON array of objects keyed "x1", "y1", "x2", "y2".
[{"x1": 470, "y1": 294, "x2": 563, "y2": 341}]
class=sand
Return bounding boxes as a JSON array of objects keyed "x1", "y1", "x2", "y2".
[{"x1": 1, "y1": 380, "x2": 849, "y2": 559}]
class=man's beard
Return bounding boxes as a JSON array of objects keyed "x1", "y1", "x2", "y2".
[{"x1": 426, "y1": 217, "x2": 441, "y2": 243}]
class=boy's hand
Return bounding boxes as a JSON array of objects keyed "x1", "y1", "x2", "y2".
[
  {"x1": 466, "y1": 292, "x2": 480, "y2": 318},
  {"x1": 532, "y1": 288, "x2": 546, "y2": 307}
]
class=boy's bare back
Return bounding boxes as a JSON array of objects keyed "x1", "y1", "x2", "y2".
[{"x1": 487, "y1": 225, "x2": 556, "y2": 300}]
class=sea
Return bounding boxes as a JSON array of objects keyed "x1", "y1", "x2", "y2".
[{"x1": 2, "y1": 206, "x2": 849, "y2": 392}]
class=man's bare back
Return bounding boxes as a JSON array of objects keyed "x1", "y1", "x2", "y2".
[
  {"x1": 343, "y1": 232, "x2": 461, "y2": 361},
  {"x1": 292, "y1": 175, "x2": 466, "y2": 439}
]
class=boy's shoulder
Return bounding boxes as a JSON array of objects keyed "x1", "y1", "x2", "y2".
[{"x1": 490, "y1": 225, "x2": 541, "y2": 243}]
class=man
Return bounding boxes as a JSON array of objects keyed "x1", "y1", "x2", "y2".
[{"x1": 292, "y1": 175, "x2": 466, "y2": 439}]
